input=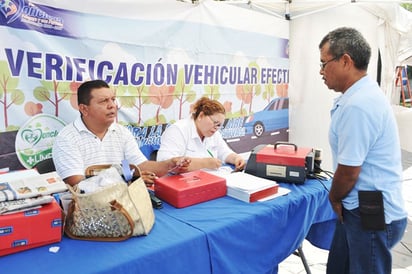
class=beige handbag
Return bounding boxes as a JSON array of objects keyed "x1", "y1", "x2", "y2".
[{"x1": 64, "y1": 166, "x2": 155, "y2": 241}]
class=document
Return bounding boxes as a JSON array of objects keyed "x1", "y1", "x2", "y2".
[
  {"x1": 0, "y1": 195, "x2": 55, "y2": 214},
  {"x1": 217, "y1": 172, "x2": 279, "y2": 203},
  {"x1": 0, "y1": 171, "x2": 67, "y2": 202}
]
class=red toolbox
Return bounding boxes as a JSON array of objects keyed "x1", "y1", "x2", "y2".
[
  {"x1": 154, "y1": 170, "x2": 227, "y2": 208},
  {"x1": 245, "y1": 142, "x2": 315, "y2": 184},
  {"x1": 0, "y1": 199, "x2": 63, "y2": 256}
]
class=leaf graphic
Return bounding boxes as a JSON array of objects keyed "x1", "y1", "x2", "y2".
[
  {"x1": 149, "y1": 85, "x2": 174, "y2": 109},
  {"x1": 149, "y1": 85, "x2": 175, "y2": 124}
]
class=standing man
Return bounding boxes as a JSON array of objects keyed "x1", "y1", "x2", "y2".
[
  {"x1": 319, "y1": 27, "x2": 407, "y2": 274},
  {"x1": 53, "y1": 80, "x2": 190, "y2": 187}
]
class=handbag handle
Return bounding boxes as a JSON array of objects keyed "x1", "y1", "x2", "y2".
[{"x1": 84, "y1": 164, "x2": 141, "y2": 182}]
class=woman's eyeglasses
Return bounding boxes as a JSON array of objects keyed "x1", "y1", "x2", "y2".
[{"x1": 207, "y1": 116, "x2": 223, "y2": 129}]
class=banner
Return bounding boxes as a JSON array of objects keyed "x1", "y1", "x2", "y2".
[{"x1": 0, "y1": 0, "x2": 289, "y2": 170}]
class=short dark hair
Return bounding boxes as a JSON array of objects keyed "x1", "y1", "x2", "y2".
[
  {"x1": 77, "y1": 80, "x2": 109, "y2": 105},
  {"x1": 319, "y1": 27, "x2": 371, "y2": 71}
]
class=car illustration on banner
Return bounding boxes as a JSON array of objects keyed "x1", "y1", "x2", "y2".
[{"x1": 244, "y1": 97, "x2": 289, "y2": 137}]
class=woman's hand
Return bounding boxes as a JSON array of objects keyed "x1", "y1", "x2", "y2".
[
  {"x1": 233, "y1": 156, "x2": 245, "y2": 171},
  {"x1": 206, "y1": 158, "x2": 222, "y2": 169}
]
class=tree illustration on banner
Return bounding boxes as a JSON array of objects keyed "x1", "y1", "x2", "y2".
[
  {"x1": 235, "y1": 62, "x2": 261, "y2": 116},
  {"x1": 33, "y1": 80, "x2": 71, "y2": 117},
  {"x1": 148, "y1": 84, "x2": 175, "y2": 125},
  {"x1": 0, "y1": 61, "x2": 24, "y2": 130},
  {"x1": 235, "y1": 85, "x2": 251, "y2": 116},
  {"x1": 68, "y1": 81, "x2": 81, "y2": 110},
  {"x1": 24, "y1": 101, "x2": 43, "y2": 116},
  {"x1": 204, "y1": 84, "x2": 220, "y2": 101},
  {"x1": 246, "y1": 62, "x2": 262, "y2": 114},
  {"x1": 276, "y1": 83, "x2": 289, "y2": 97},
  {"x1": 263, "y1": 82, "x2": 275, "y2": 105},
  {"x1": 117, "y1": 84, "x2": 150, "y2": 125},
  {"x1": 173, "y1": 68, "x2": 196, "y2": 120}
]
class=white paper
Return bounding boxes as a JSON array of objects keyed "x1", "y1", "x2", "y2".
[
  {"x1": 0, "y1": 171, "x2": 67, "y2": 202},
  {"x1": 258, "y1": 187, "x2": 291, "y2": 202},
  {"x1": 220, "y1": 172, "x2": 278, "y2": 192}
]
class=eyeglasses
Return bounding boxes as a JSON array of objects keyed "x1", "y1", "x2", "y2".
[
  {"x1": 207, "y1": 115, "x2": 223, "y2": 129},
  {"x1": 320, "y1": 57, "x2": 339, "y2": 70}
]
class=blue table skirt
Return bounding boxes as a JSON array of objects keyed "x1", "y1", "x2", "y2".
[
  {"x1": 1, "y1": 179, "x2": 336, "y2": 274},
  {"x1": 160, "y1": 178, "x2": 336, "y2": 273},
  {"x1": 2, "y1": 210, "x2": 211, "y2": 274}
]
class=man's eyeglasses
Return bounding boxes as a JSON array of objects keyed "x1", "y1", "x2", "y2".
[
  {"x1": 320, "y1": 56, "x2": 339, "y2": 70},
  {"x1": 207, "y1": 116, "x2": 223, "y2": 129}
]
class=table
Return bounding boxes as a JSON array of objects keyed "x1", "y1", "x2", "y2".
[
  {"x1": 160, "y1": 178, "x2": 336, "y2": 273},
  {"x1": 2, "y1": 210, "x2": 211, "y2": 274},
  {"x1": 1, "y1": 178, "x2": 336, "y2": 274}
]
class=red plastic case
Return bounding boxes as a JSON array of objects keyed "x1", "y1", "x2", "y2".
[
  {"x1": 154, "y1": 170, "x2": 227, "y2": 208},
  {"x1": 0, "y1": 199, "x2": 63, "y2": 256}
]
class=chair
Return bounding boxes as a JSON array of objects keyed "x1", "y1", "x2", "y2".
[
  {"x1": 149, "y1": 150, "x2": 158, "y2": 161},
  {"x1": 140, "y1": 144, "x2": 160, "y2": 160},
  {"x1": 34, "y1": 158, "x2": 56, "y2": 174}
]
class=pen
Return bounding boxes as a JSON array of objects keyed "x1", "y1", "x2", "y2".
[
  {"x1": 207, "y1": 149, "x2": 214, "y2": 158},
  {"x1": 167, "y1": 158, "x2": 187, "y2": 174}
]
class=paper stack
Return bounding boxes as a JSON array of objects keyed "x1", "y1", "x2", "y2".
[
  {"x1": 220, "y1": 172, "x2": 279, "y2": 203},
  {"x1": 0, "y1": 170, "x2": 67, "y2": 214}
]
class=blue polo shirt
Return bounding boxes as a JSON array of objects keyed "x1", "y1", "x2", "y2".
[{"x1": 329, "y1": 75, "x2": 407, "y2": 223}]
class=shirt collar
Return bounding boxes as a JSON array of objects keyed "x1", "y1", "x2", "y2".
[
  {"x1": 332, "y1": 75, "x2": 370, "y2": 110},
  {"x1": 74, "y1": 116, "x2": 116, "y2": 134},
  {"x1": 189, "y1": 118, "x2": 200, "y2": 141}
]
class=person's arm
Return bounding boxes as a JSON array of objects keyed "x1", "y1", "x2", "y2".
[
  {"x1": 157, "y1": 121, "x2": 218, "y2": 171},
  {"x1": 52, "y1": 125, "x2": 87, "y2": 187},
  {"x1": 184, "y1": 157, "x2": 222, "y2": 171},
  {"x1": 329, "y1": 164, "x2": 361, "y2": 223},
  {"x1": 63, "y1": 175, "x2": 86, "y2": 187},
  {"x1": 138, "y1": 157, "x2": 191, "y2": 177}
]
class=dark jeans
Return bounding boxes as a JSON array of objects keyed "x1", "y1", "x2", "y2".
[{"x1": 327, "y1": 208, "x2": 407, "y2": 274}]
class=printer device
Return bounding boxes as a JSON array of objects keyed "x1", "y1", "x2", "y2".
[{"x1": 245, "y1": 142, "x2": 314, "y2": 184}]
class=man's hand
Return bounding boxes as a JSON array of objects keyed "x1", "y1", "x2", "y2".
[
  {"x1": 329, "y1": 197, "x2": 344, "y2": 223},
  {"x1": 168, "y1": 157, "x2": 191, "y2": 174},
  {"x1": 140, "y1": 170, "x2": 158, "y2": 187}
]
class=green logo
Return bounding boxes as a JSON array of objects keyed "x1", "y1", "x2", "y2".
[{"x1": 15, "y1": 114, "x2": 66, "y2": 169}]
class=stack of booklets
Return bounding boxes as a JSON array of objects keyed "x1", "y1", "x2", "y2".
[
  {"x1": 217, "y1": 172, "x2": 280, "y2": 203},
  {"x1": 0, "y1": 170, "x2": 67, "y2": 214}
]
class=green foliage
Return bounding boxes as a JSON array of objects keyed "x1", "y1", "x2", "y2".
[
  {"x1": 0, "y1": 61, "x2": 19, "y2": 94},
  {"x1": 33, "y1": 86, "x2": 50, "y2": 101},
  {"x1": 10, "y1": 89, "x2": 24, "y2": 105},
  {"x1": 144, "y1": 115, "x2": 167, "y2": 125},
  {"x1": 401, "y1": 3, "x2": 412, "y2": 12},
  {"x1": 204, "y1": 85, "x2": 221, "y2": 100},
  {"x1": 5, "y1": 125, "x2": 19, "y2": 131}
]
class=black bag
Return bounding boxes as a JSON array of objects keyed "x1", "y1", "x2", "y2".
[{"x1": 358, "y1": 191, "x2": 385, "y2": 231}]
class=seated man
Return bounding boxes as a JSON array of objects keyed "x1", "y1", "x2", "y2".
[{"x1": 53, "y1": 80, "x2": 189, "y2": 187}]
